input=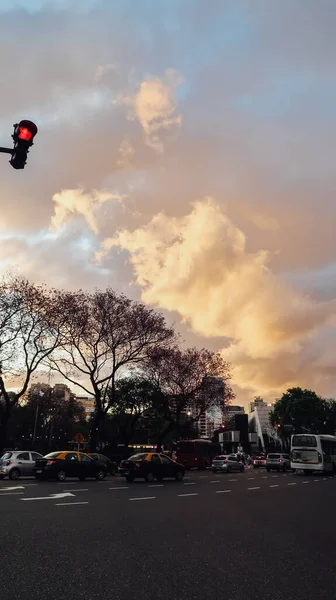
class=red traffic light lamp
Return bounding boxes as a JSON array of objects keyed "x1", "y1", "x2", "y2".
[
  {"x1": 0, "y1": 119, "x2": 38, "y2": 170},
  {"x1": 10, "y1": 120, "x2": 38, "y2": 169}
]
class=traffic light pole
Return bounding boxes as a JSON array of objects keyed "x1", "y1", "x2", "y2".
[{"x1": 0, "y1": 147, "x2": 13, "y2": 154}]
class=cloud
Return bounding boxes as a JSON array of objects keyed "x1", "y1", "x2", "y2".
[
  {"x1": 50, "y1": 188, "x2": 125, "y2": 234},
  {"x1": 103, "y1": 198, "x2": 336, "y2": 395},
  {"x1": 114, "y1": 68, "x2": 183, "y2": 152}
]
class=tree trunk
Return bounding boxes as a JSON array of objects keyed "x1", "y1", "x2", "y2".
[
  {"x1": 89, "y1": 410, "x2": 104, "y2": 452},
  {"x1": 0, "y1": 412, "x2": 10, "y2": 454},
  {"x1": 156, "y1": 421, "x2": 175, "y2": 452}
]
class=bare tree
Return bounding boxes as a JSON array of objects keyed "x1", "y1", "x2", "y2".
[
  {"x1": 0, "y1": 276, "x2": 68, "y2": 452},
  {"x1": 146, "y1": 346, "x2": 235, "y2": 449},
  {"x1": 48, "y1": 288, "x2": 175, "y2": 450}
]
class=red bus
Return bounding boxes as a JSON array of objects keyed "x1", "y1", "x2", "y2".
[{"x1": 175, "y1": 439, "x2": 220, "y2": 469}]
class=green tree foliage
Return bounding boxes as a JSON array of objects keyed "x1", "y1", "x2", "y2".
[{"x1": 270, "y1": 387, "x2": 336, "y2": 435}]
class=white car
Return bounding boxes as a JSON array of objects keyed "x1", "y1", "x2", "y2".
[{"x1": 212, "y1": 454, "x2": 244, "y2": 473}]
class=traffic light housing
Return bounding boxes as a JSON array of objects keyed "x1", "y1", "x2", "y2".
[{"x1": 10, "y1": 120, "x2": 38, "y2": 169}]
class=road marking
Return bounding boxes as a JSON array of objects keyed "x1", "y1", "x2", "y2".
[
  {"x1": 0, "y1": 486, "x2": 25, "y2": 491},
  {"x1": 183, "y1": 482, "x2": 196, "y2": 485},
  {"x1": 269, "y1": 484, "x2": 279, "y2": 488},
  {"x1": 109, "y1": 486, "x2": 129, "y2": 490},
  {"x1": 323, "y1": 478, "x2": 327, "y2": 481},
  {"x1": 302, "y1": 481, "x2": 309, "y2": 484},
  {"x1": 288, "y1": 482, "x2": 296, "y2": 486},
  {"x1": 148, "y1": 484, "x2": 164, "y2": 488},
  {"x1": 261, "y1": 476, "x2": 267, "y2": 479},
  {"x1": 0, "y1": 492, "x2": 24, "y2": 496},
  {"x1": 216, "y1": 489, "x2": 231, "y2": 494},
  {"x1": 248, "y1": 487, "x2": 260, "y2": 490},
  {"x1": 199, "y1": 476, "x2": 208, "y2": 478},
  {"x1": 247, "y1": 477, "x2": 255, "y2": 480},
  {"x1": 56, "y1": 502, "x2": 89, "y2": 506},
  {"x1": 65, "y1": 489, "x2": 88, "y2": 492},
  {"x1": 272, "y1": 475, "x2": 279, "y2": 478},
  {"x1": 228, "y1": 478, "x2": 237, "y2": 482},
  {"x1": 129, "y1": 496, "x2": 156, "y2": 501},
  {"x1": 313, "y1": 479, "x2": 319, "y2": 482},
  {"x1": 210, "y1": 480, "x2": 220, "y2": 483},
  {"x1": 21, "y1": 492, "x2": 75, "y2": 501},
  {"x1": 178, "y1": 493, "x2": 198, "y2": 497}
]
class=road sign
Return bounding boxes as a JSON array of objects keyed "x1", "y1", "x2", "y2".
[
  {"x1": 21, "y1": 492, "x2": 75, "y2": 502},
  {"x1": 74, "y1": 433, "x2": 85, "y2": 443}
]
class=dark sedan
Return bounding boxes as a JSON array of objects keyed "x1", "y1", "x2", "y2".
[
  {"x1": 89, "y1": 453, "x2": 118, "y2": 475},
  {"x1": 119, "y1": 452, "x2": 185, "y2": 482},
  {"x1": 34, "y1": 451, "x2": 107, "y2": 482}
]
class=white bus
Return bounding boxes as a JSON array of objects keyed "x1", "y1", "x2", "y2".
[{"x1": 290, "y1": 434, "x2": 336, "y2": 474}]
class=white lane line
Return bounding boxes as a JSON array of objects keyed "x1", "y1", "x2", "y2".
[
  {"x1": 199, "y1": 476, "x2": 209, "y2": 478},
  {"x1": 248, "y1": 487, "x2": 260, "y2": 490},
  {"x1": 247, "y1": 477, "x2": 255, "y2": 480},
  {"x1": 148, "y1": 484, "x2": 164, "y2": 488},
  {"x1": 56, "y1": 502, "x2": 89, "y2": 506},
  {"x1": 302, "y1": 481, "x2": 309, "y2": 484},
  {"x1": 178, "y1": 493, "x2": 198, "y2": 497},
  {"x1": 272, "y1": 475, "x2": 279, "y2": 478},
  {"x1": 210, "y1": 480, "x2": 220, "y2": 483},
  {"x1": 269, "y1": 484, "x2": 279, "y2": 488},
  {"x1": 288, "y1": 482, "x2": 296, "y2": 486},
  {"x1": 313, "y1": 479, "x2": 319, "y2": 482},
  {"x1": 23, "y1": 483, "x2": 39, "y2": 486},
  {"x1": 261, "y1": 476, "x2": 267, "y2": 479},
  {"x1": 129, "y1": 496, "x2": 156, "y2": 501},
  {"x1": 0, "y1": 492, "x2": 24, "y2": 496},
  {"x1": 0, "y1": 486, "x2": 25, "y2": 491},
  {"x1": 323, "y1": 477, "x2": 327, "y2": 481},
  {"x1": 228, "y1": 478, "x2": 237, "y2": 482},
  {"x1": 216, "y1": 489, "x2": 231, "y2": 494},
  {"x1": 109, "y1": 486, "x2": 129, "y2": 490},
  {"x1": 64, "y1": 489, "x2": 88, "y2": 492},
  {"x1": 183, "y1": 482, "x2": 196, "y2": 485}
]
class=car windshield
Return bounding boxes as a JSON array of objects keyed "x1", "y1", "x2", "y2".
[
  {"x1": 214, "y1": 455, "x2": 227, "y2": 460},
  {"x1": 128, "y1": 453, "x2": 148, "y2": 461},
  {"x1": 268, "y1": 454, "x2": 281, "y2": 459},
  {"x1": 43, "y1": 452, "x2": 61, "y2": 459}
]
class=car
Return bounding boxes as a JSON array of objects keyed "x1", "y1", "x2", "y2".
[
  {"x1": 211, "y1": 454, "x2": 245, "y2": 473},
  {"x1": 0, "y1": 451, "x2": 44, "y2": 480},
  {"x1": 118, "y1": 452, "x2": 185, "y2": 482},
  {"x1": 266, "y1": 453, "x2": 290, "y2": 472},
  {"x1": 34, "y1": 451, "x2": 107, "y2": 482},
  {"x1": 89, "y1": 453, "x2": 118, "y2": 475},
  {"x1": 252, "y1": 455, "x2": 267, "y2": 468}
]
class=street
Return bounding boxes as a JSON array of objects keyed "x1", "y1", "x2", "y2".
[{"x1": 1, "y1": 468, "x2": 335, "y2": 600}]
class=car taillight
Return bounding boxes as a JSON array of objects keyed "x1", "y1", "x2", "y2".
[
  {"x1": 46, "y1": 460, "x2": 56, "y2": 466},
  {"x1": 195, "y1": 457, "x2": 198, "y2": 461},
  {"x1": 318, "y1": 452, "x2": 322, "y2": 462},
  {"x1": 279, "y1": 459, "x2": 283, "y2": 462},
  {"x1": 6, "y1": 460, "x2": 11, "y2": 466}
]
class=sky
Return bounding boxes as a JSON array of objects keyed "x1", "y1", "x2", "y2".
[{"x1": 1, "y1": 0, "x2": 336, "y2": 406}]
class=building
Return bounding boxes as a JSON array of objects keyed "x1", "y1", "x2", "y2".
[
  {"x1": 223, "y1": 405, "x2": 245, "y2": 423},
  {"x1": 248, "y1": 397, "x2": 276, "y2": 452},
  {"x1": 76, "y1": 396, "x2": 95, "y2": 418},
  {"x1": 52, "y1": 383, "x2": 71, "y2": 402}
]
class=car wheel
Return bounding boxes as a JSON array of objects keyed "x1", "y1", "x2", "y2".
[
  {"x1": 156, "y1": 476, "x2": 163, "y2": 482},
  {"x1": 146, "y1": 472, "x2": 155, "y2": 483},
  {"x1": 110, "y1": 467, "x2": 116, "y2": 476},
  {"x1": 212, "y1": 469, "x2": 217, "y2": 473},
  {"x1": 266, "y1": 468, "x2": 270, "y2": 472},
  {"x1": 240, "y1": 465, "x2": 244, "y2": 473},
  {"x1": 79, "y1": 476, "x2": 86, "y2": 481},
  {"x1": 175, "y1": 471, "x2": 184, "y2": 481},
  {"x1": 57, "y1": 470, "x2": 66, "y2": 482},
  {"x1": 227, "y1": 466, "x2": 232, "y2": 473},
  {"x1": 9, "y1": 468, "x2": 20, "y2": 480},
  {"x1": 126, "y1": 474, "x2": 135, "y2": 482},
  {"x1": 96, "y1": 469, "x2": 106, "y2": 481}
]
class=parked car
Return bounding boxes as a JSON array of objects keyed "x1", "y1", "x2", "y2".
[
  {"x1": 266, "y1": 453, "x2": 290, "y2": 472},
  {"x1": 119, "y1": 452, "x2": 185, "y2": 482},
  {"x1": 253, "y1": 455, "x2": 267, "y2": 468},
  {"x1": 34, "y1": 451, "x2": 107, "y2": 481},
  {"x1": 212, "y1": 454, "x2": 245, "y2": 473},
  {"x1": 89, "y1": 453, "x2": 118, "y2": 475},
  {"x1": 0, "y1": 451, "x2": 44, "y2": 480}
]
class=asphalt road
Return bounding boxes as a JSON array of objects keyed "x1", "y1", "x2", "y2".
[{"x1": 1, "y1": 467, "x2": 335, "y2": 600}]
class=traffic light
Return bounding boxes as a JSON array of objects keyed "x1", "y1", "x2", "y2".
[{"x1": 10, "y1": 120, "x2": 38, "y2": 169}]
